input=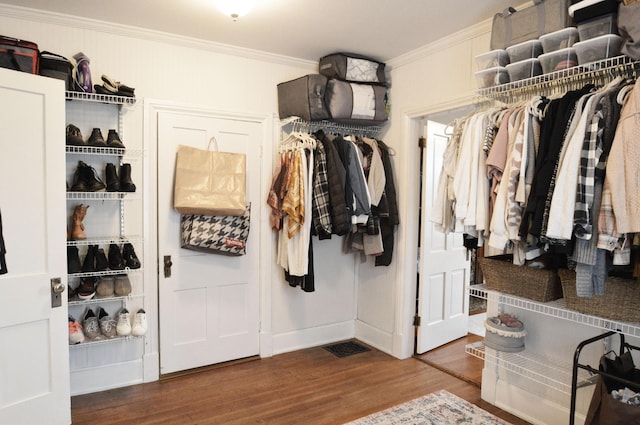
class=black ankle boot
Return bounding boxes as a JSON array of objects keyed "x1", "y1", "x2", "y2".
[
  {"x1": 82, "y1": 162, "x2": 106, "y2": 192},
  {"x1": 105, "y1": 163, "x2": 120, "y2": 192},
  {"x1": 95, "y1": 247, "x2": 109, "y2": 271},
  {"x1": 108, "y1": 244, "x2": 125, "y2": 270},
  {"x1": 106, "y1": 129, "x2": 125, "y2": 149},
  {"x1": 87, "y1": 128, "x2": 107, "y2": 147},
  {"x1": 70, "y1": 161, "x2": 88, "y2": 192},
  {"x1": 82, "y1": 245, "x2": 97, "y2": 273},
  {"x1": 122, "y1": 243, "x2": 141, "y2": 269},
  {"x1": 67, "y1": 246, "x2": 82, "y2": 274},
  {"x1": 119, "y1": 163, "x2": 136, "y2": 192}
]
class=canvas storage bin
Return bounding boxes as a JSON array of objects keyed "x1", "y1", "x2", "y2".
[
  {"x1": 319, "y1": 52, "x2": 387, "y2": 85},
  {"x1": 277, "y1": 74, "x2": 329, "y2": 121},
  {"x1": 324, "y1": 79, "x2": 388, "y2": 126},
  {"x1": 491, "y1": 0, "x2": 574, "y2": 50}
]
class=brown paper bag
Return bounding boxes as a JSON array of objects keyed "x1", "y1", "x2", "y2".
[{"x1": 174, "y1": 142, "x2": 246, "y2": 216}]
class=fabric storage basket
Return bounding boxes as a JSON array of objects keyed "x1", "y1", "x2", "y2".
[
  {"x1": 491, "y1": 0, "x2": 573, "y2": 50},
  {"x1": 559, "y1": 268, "x2": 640, "y2": 322},
  {"x1": 319, "y1": 52, "x2": 387, "y2": 85},
  {"x1": 324, "y1": 79, "x2": 388, "y2": 125},
  {"x1": 479, "y1": 255, "x2": 563, "y2": 302},
  {"x1": 277, "y1": 74, "x2": 329, "y2": 121}
]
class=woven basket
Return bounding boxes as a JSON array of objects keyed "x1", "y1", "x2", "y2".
[
  {"x1": 558, "y1": 268, "x2": 640, "y2": 323},
  {"x1": 478, "y1": 255, "x2": 563, "y2": 302}
]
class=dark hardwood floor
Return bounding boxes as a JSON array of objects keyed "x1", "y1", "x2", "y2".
[
  {"x1": 416, "y1": 333, "x2": 484, "y2": 388},
  {"x1": 71, "y1": 340, "x2": 531, "y2": 425}
]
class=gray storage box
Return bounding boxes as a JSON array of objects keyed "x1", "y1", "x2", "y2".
[
  {"x1": 277, "y1": 74, "x2": 329, "y2": 121},
  {"x1": 319, "y1": 52, "x2": 387, "y2": 85},
  {"x1": 491, "y1": 0, "x2": 574, "y2": 50},
  {"x1": 325, "y1": 79, "x2": 388, "y2": 126}
]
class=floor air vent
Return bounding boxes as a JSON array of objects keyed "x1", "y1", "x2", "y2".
[{"x1": 323, "y1": 340, "x2": 371, "y2": 358}]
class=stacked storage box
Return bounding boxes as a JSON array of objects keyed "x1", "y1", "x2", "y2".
[
  {"x1": 474, "y1": 49, "x2": 510, "y2": 89},
  {"x1": 538, "y1": 27, "x2": 580, "y2": 73},
  {"x1": 277, "y1": 53, "x2": 389, "y2": 125},
  {"x1": 570, "y1": 0, "x2": 623, "y2": 65}
]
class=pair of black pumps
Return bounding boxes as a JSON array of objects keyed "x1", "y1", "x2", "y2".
[{"x1": 67, "y1": 242, "x2": 141, "y2": 275}]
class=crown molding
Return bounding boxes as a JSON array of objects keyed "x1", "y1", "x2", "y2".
[
  {"x1": 0, "y1": 3, "x2": 317, "y2": 70},
  {"x1": 388, "y1": 19, "x2": 492, "y2": 69}
]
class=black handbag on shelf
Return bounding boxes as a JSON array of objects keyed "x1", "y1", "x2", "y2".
[{"x1": 39, "y1": 51, "x2": 74, "y2": 90}]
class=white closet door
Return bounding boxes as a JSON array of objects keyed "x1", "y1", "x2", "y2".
[
  {"x1": 416, "y1": 120, "x2": 470, "y2": 354},
  {"x1": 0, "y1": 69, "x2": 70, "y2": 424},
  {"x1": 157, "y1": 111, "x2": 262, "y2": 375}
]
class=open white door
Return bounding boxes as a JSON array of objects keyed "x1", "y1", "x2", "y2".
[
  {"x1": 0, "y1": 69, "x2": 70, "y2": 423},
  {"x1": 416, "y1": 120, "x2": 470, "y2": 354},
  {"x1": 157, "y1": 111, "x2": 262, "y2": 375}
]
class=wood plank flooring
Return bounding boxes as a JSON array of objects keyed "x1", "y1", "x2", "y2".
[
  {"x1": 416, "y1": 334, "x2": 484, "y2": 388},
  {"x1": 71, "y1": 340, "x2": 531, "y2": 425}
]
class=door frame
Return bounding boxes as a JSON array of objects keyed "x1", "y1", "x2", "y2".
[
  {"x1": 394, "y1": 95, "x2": 475, "y2": 359},
  {"x1": 143, "y1": 100, "x2": 275, "y2": 381}
]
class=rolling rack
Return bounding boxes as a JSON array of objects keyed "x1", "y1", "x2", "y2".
[{"x1": 570, "y1": 331, "x2": 640, "y2": 425}]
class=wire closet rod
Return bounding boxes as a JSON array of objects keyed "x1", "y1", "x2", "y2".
[
  {"x1": 281, "y1": 117, "x2": 386, "y2": 138},
  {"x1": 476, "y1": 55, "x2": 640, "y2": 105}
]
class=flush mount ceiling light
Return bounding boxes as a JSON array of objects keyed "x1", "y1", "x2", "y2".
[{"x1": 215, "y1": 0, "x2": 256, "y2": 21}]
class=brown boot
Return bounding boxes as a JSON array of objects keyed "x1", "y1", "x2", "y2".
[{"x1": 70, "y1": 204, "x2": 89, "y2": 240}]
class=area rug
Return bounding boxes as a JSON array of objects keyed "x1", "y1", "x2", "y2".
[{"x1": 344, "y1": 390, "x2": 511, "y2": 425}]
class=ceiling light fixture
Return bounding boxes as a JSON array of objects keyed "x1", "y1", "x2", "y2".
[{"x1": 215, "y1": 0, "x2": 256, "y2": 21}]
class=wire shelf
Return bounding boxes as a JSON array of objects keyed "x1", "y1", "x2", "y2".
[
  {"x1": 65, "y1": 145, "x2": 144, "y2": 157},
  {"x1": 468, "y1": 285, "x2": 640, "y2": 338},
  {"x1": 476, "y1": 56, "x2": 640, "y2": 103},
  {"x1": 66, "y1": 235, "x2": 142, "y2": 247},
  {"x1": 66, "y1": 191, "x2": 140, "y2": 201},
  {"x1": 466, "y1": 342, "x2": 593, "y2": 396},
  {"x1": 67, "y1": 267, "x2": 143, "y2": 279},
  {"x1": 68, "y1": 293, "x2": 142, "y2": 307},
  {"x1": 281, "y1": 117, "x2": 387, "y2": 138},
  {"x1": 65, "y1": 91, "x2": 136, "y2": 105},
  {"x1": 68, "y1": 334, "x2": 144, "y2": 349}
]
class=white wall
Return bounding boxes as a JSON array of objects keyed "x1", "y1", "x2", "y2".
[{"x1": 0, "y1": 3, "x2": 367, "y2": 391}]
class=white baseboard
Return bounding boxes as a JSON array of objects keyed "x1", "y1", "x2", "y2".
[
  {"x1": 271, "y1": 320, "x2": 355, "y2": 355},
  {"x1": 355, "y1": 319, "x2": 394, "y2": 356}
]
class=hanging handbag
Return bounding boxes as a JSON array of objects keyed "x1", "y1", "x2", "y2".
[
  {"x1": 173, "y1": 139, "x2": 247, "y2": 216},
  {"x1": 180, "y1": 204, "x2": 251, "y2": 256}
]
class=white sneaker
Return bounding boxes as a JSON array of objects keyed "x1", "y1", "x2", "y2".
[
  {"x1": 132, "y1": 308, "x2": 147, "y2": 336},
  {"x1": 116, "y1": 308, "x2": 131, "y2": 336}
]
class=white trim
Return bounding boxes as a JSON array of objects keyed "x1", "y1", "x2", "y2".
[
  {"x1": 271, "y1": 320, "x2": 356, "y2": 355},
  {"x1": 0, "y1": 3, "x2": 317, "y2": 70}
]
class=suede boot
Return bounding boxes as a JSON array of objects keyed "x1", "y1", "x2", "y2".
[
  {"x1": 67, "y1": 246, "x2": 82, "y2": 274},
  {"x1": 106, "y1": 129, "x2": 125, "y2": 149},
  {"x1": 81, "y1": 245, "x2": 97, "y2": 273},
  {"x1": 70, "y1": 204, "x2": 89, "y2": 240},
  {"x1": 95, "y1": 247, "x2": 109, "y2": 271},
  {"x1": 87, "y1": 128, "x2": 107, "y2": 147}
]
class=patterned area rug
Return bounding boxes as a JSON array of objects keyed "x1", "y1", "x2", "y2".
[{"x1": 344, "y1": 390, "x2": 511, "y2": 425}]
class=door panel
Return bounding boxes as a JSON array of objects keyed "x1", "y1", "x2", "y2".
[
  {"x1": 157, "y1": 112, "x2": 261, "y2": 374},
  {"x1": 0, "y1": 68, "x2": 69, "y2": 424},
  {"x1": 417, "y1": 120, "x2": 470, "y2": 354}
]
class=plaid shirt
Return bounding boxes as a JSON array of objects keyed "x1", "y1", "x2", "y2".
[
  {"x1": 312, "y1": 141, "x2": 332, "y2": 237},
  {"x1": 574, "y1": 102, "x2": 604, "y2": 240}
]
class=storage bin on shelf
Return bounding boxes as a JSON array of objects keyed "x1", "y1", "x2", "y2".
[
  {"x1": 577, "y1": 13, "x2": 618, "y2": 41},
  {"x1": 474, "y1": 66, "x2": 509, "y2": 88},
  {"x1": 558, "y1": 268, "x2": 640, "y2": 322},
  {"x1": 506, "y1": 39, "x2": 543, "y2": 63},
  {"x1": 569, "y1": 0, "x2": 619, "y2": 24},
  {"x1": 506, "y1": 58, "x2": 543, "y2": 81},
  {"x1": 474, "y1": 49, "x2": 510, "y2": 70},
  {"x1": 539, "y1": 47, "x2": 579, "y2": 73},
  {"x1": 574, "y1": 34, "x2": 623, "y2": 64},
  {"x1": 478, "y1": 255, "x2": 563, "y2": 302},
  {"x1": 540, "y1": 27, "x2": 580, "y2": 53}
]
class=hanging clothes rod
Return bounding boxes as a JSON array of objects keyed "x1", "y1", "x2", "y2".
[
  {"x1": 281, "y1": 117, "x2": 386, "y2": 138},
  {"x1": 476, "y1": 55, "x2": 640, "y2": 105}
]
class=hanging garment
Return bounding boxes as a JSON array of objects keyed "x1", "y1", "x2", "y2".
[
  {"x1": 311, "y1": 139, "x2": 332, "y2": 239},
  {"x1": 316, "y1": 131, "x2": 351, "y2": 236}
]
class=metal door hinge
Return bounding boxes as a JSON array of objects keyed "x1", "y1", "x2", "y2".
[{"x1": 413, "y1": 315, "x2": 421, "y2": 327}]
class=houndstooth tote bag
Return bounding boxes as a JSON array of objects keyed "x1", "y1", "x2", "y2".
[{"x1": 180, "y1": 204, "x2": 250, "y2": 256}]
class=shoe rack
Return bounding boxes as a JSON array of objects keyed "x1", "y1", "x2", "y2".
[{"x1": 65, "y1": 91, "x2": 146, "y2": 394}]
